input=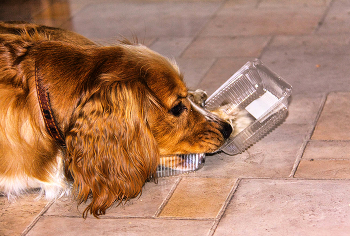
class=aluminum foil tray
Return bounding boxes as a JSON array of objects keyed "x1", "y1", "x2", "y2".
[
  {"x1": 157, "y1": 153, "x2": 205, "y2": 177},
  {"x1": 205, "y1": 59, "x2": 292, "y2": 155}
]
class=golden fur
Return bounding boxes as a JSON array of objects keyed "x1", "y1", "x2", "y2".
[{"x1": 0, "y1": 22, "x2": 232, "y2": 217}]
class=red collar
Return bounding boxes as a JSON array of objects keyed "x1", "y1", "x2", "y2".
[{"x1": 35, "y1": 67, "x2": 66, "y2": 147}]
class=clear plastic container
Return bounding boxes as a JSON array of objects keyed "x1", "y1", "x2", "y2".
[
  {"x1": 156, "y1": 59, "x2": 292, "y2": 176},
  {"x1": 205, "y1": 59, "x2": 292, "y2": 155},
  {"x1": 157, "y1": 153, "x2": 205, "y2": 177}
]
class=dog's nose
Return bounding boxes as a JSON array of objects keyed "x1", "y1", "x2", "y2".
[{"x1": 220, "y1": 122, "x2": 232, "y2": 139}]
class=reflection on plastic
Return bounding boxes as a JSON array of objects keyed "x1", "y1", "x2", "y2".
[{"x1": 157, "y1": 153, "x2": 206, "y2": 177}]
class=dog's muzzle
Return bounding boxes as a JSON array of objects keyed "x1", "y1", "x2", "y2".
[{"x1": 189, "y1": 99, "x2": 232, "y2": 140}]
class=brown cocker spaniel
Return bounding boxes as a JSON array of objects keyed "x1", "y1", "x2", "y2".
[{"x1": 0, "y1": 22, "x2": 232, "y2": 217}]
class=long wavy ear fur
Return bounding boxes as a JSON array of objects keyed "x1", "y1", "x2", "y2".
[{"x1": 65, "y1": 77, "x2": 159, "y2": 218}]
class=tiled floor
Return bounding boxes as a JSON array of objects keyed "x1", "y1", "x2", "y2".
[{"x1": 1, "y1": 0, "x2": 350, "y2": 235}]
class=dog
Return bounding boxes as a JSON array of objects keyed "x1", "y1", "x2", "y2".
[{"x1": 0, "y1": 22, "x2": 232, "y2": 217}]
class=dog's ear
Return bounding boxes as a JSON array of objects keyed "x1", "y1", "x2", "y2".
[{"x1": 64, "y1": 77, "x2": 159, "y2": 218}]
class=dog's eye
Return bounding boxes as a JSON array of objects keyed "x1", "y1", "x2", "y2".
[{"x1": 170, "y1": 102, "x2": 187, "y2": 117}]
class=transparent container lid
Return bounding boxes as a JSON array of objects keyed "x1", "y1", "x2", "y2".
[
  {"x1": 205, "y1": 59, "x2": 292, "y2": 155},
  {"x1": 157, "y1": 153, "x2": 205, "y2": 177}
]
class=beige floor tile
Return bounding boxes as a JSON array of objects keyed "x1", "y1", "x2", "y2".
[
  {"x1": 303, "y1": 141, "x2": 350, "y2": 160},
  {"x1": 261, "y1": 42, "x2": 350, "y2": 95},
  {"x1": 159, "y1": 177, "x2": 236, "y2": 218},
  {"x1": 316, "y1": 0, "x2": 350, "y2": 34},
  {"x1": 63, "y1": 2, "x2": 221, "y2": 40},
  {"x1": 46, "y1": 178, "x2": 177, "y2": 218},
  {"x1": 181, "y1": 36, "x2": 271, "y2": 58},
  {"x1": 260, "y1": 0, "x2": 332, "y2": 7},
  {"x1": 229, "y1": 0, "x2": 329, "y2": 9},
  {"x1": 27, "y1": 217, "x2": 214, "y2": 236},
  {"x1": 312, "y1": 92, "x2": 350, "y2": 140},
  {"x1": 283, "y1": 93, "x2": 324, "y2": 125},
  {"x1": 200, "y1": 6, "x2": 325, "y2": 37},
  {"x1": 223, "y1": 0, "x2": 259, "y2": 8},
  {"x1": 295, "y1": 159, "x2": 350, "y2": 179},
  {"x1": 176, "y1": 58, "x2": 216, "y2": 89},
  {"x1": 149, "y1": 37, "x2": 193, "y2": 58},
  {"x1": 214, "y1": 179, "x2": 350, "y2": 235},
  {"x1": 198, "y1": 58, "x2": 256, "y2": 95},
  {"x1": 264, "y1": 34, "x2": 350, "y2": 56},
  {"x1": 0, "y1": 194, "x2": 49, "y2": 236}
]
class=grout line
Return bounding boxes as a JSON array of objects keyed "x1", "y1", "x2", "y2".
[
  {"x1": 41, "y1": 213, "x2": 215, "y2": 221},
  {"x1": 154, "y1": 216, "x2": 215, "y2": 221},
  {"x1": 258, "y1": 35, "x2": 275, "y2": 60},
  {"x1": 178, "y1": 0, "x2": 228, "y2": 59},
  {"x1": 302, "y1": 158, "x2": 350, "y2": 161},
  {"x1": 288, "y1": 138, "x2": 310, "y2": 178},
  {"x1": 313, "y1": 0, "x2": 335, "y2": 34},
  {"x1": 207, "y1": 178, "x2": 242, "y2": 236},
  {"x1": 289, "y1": 93, "x2": 328, "y2": 177},
  {"x1": 153, "y1": 177, "x2": 182, "y2": 217},
  {"x1": 58, "y1": 3, "x2": 93, "y2": 29},
  {"x1": 21, "y1": 198, "x2": 56, "y2": 236},
  {"x1": 196, "y1": 58, "x2": 218, "y2": 89},
  {"x1": 256, "y1": 0, "x2": 263, "y2": 8}
]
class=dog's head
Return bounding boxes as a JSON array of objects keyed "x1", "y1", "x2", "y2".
[
  {"x1": 119, "y1": 44, "x2": 232, "y2": 155},
  {"x1": 32, "y1": 40, "x2": 231, "y2": 217}
]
